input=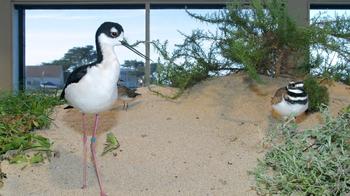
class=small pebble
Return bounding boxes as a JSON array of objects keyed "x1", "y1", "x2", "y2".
[
  {"x1": 53, "y1": 151, "x2": 60, "y2": 158},
  {"x1": 141, "y1": 134, "x2": 148, "y2": 138}
]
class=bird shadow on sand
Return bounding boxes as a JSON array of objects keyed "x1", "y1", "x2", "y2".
[
  {"x1": 61, "y1": 107, "x2": 119, "y2": 136},
  {"x1": 48, "y1": 147, "x2": 96, "y2": 190}
]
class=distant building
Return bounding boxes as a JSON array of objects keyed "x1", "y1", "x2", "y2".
[
  {"x1": 26, "y1": 65, "x2": 64, "y2": 89},
  {"x1": 25, "y1": 65, "x2": 140, "y2": 90}
]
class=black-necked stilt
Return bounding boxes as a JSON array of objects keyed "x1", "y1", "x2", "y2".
[
  {"x1": 271, "y1": 81, "x2": 309, "y2": 119},
  {"x1": 60, "y1": 22, "x2": 148, "y2": 196},
  {"x1": 118, "y1": 85, "x2": 141, "y2": 111}
]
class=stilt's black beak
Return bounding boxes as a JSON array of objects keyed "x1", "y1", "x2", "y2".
[{"x1": 120, "y1": 41, "x2": 151, "y2": 61}]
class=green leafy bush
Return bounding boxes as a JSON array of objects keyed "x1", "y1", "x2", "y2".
[
  {"x1": 151, "y1": 32, "x2": 237, "y2": 91},
  {"x1": 150, "y1": 0, "x2": 350, "y2": 90},
  {"x1": 303, "y1": 76, "x2": 329, "y2": 112},
  {"x1": 252, "y1": 106, "x2": 350, "y2": 195},
  {"x1": 308, "y1": 13, "x2": 350, "y2": 85}
]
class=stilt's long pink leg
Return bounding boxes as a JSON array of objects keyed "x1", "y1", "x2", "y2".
[
  {"x1": 82, "y1": 113, "x2": 87, "y2": 189},
  {"x1": 91, "y1": 114, "x2": 107, "y2": 196}
]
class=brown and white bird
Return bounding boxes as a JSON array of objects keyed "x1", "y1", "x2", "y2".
[
  {"x1": 118, "y1": 85, "x2": 141, "y2": 111},
  {"x1": 271, "y1": 81, "x2": 308, "y2": 119}
]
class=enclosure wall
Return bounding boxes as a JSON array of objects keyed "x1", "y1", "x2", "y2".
[{"x1": 0, "y1": 0, "x2": 349, "y2": 90}]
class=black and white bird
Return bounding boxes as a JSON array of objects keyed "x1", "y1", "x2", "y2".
[
  {"x1": 118, "y1": 85, "x2": 141, "y2": 111},
  {"x1": 271, "y1": 81, "x2": 308, "y2": 119},
  {"x1": 60, "y1": 22, "x2": 148, "y2": 196}
]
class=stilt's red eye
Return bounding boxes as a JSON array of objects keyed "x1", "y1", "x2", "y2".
[{"x1": 111, "y1": 32, "x2": 118, "y2": 38}]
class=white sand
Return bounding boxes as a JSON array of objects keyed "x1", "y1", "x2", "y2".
[{"x1": 1, "y1": 73, "x2": 349, "y2": 196}]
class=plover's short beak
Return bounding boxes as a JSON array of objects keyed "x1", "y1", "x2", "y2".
[{"x1": 120, "y1": 40, "x2": 151, "y2": 61}]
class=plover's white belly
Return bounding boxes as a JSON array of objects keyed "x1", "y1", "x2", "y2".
[
  {"x1": 272, "y1": 99, "x2": 308, "y2": 117},
  {"x1": 119, "y1": 95, "x2": 133, "y2": 102},
  {"x1": 65, "y1": 67, "x2": 118, "y2": 114}
]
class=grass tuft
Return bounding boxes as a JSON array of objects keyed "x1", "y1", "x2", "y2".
[{"x1": 251, "y1": 106, "x2": 350, "y2": 195}]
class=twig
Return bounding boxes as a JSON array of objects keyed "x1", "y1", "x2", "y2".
[{"x1": 303, "y1": 142, "x2": 316, "y2": 152}]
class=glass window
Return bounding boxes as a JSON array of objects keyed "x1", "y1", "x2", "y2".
[{"x1": 25, "y1": 9, "x2": 145, "y2": 89}]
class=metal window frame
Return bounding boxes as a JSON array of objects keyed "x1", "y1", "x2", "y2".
[
  {"x1": 13, "y1": 1, "x2": 350, "y2": 90},
  {"x1": 14, "y1": 3, "x2": 224, "y2": 89}
]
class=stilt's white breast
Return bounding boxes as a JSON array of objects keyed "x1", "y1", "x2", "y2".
[
  {"x1": 272, "y1": 99, "x2": 308, "y2": 117},
  {"x1": 65, "y1": 63, "x2": 119, "y2": 114}
]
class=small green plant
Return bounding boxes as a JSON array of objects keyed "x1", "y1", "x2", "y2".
[
  {"x1": 101, "y1": 132, "x2": 120, "y2": 156},
  {"x1": 340, "y1": 104, "x2": 350, "y2": 114},
  {"x1": 303, "y1": 76, "x2": 329, "y2": 112},
  {"x1": 340, "y1": 105, "x2": 350, "y2": 121},
  {"x1": 251, "y1": 106, "x2": 350, "y2": 195},
  {"x1": 0, "y1": 91, "x2": 61, "y2": 163}
]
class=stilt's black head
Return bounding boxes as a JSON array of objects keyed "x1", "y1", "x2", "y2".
[
  {"x1": 95, "y1": 21, "x2": 150, "y2": 62},
  {"x1": 96, "y1": 22, "x2": 124, "y2": 47}
]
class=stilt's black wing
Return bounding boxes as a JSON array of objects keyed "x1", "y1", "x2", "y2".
[
  {"x1": 64, "y1": 105, "x2": 74, "y2": 109},
  {"x1": 126, "y1": 88, "x2": 141, "y2": 98},
  {"x1": 60, "y1": 64, "x2": 96, "y2": 99}
]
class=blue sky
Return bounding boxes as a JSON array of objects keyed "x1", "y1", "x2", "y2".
[
  {"x1": 25, "y1": 9, "x2": 348, "y2": 66},
  {"x1": 25, "y1": 9, "x2": 218, "y2": 65}
]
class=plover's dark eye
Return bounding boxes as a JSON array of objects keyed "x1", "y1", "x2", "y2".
[{"x1": 111, "y1": 32, "x2": 118, "y2": 38}]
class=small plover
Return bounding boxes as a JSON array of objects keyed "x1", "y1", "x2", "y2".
[
  {"x1": 118, "y1": 85, "x2": 141, "y2": 111},
  {"x1": 271, "y1": 81, "x2": 308, "y2": 119}
]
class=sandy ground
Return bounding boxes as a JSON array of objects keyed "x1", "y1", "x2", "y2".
[{"x1": 1, "y1": 73, "x2": 350, "y2": 196}]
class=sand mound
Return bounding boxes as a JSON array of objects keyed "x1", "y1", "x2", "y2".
[{"x1": 1, "y1": 73, "x2": 349, "y2": 196}]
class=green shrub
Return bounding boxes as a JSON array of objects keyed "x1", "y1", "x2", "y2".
[
  {"x1": 149, "y1": 0, "x2": 350, "y2": 90},
  {"x1": 148, "y1": 35, "x2": 237, "y2": 98},
  {"x1": 251, "y1": 107, "x2": 350, "y2": 195},
  {"x1": 303, "y1": 76, "x2": 329, "y2": 112}
]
